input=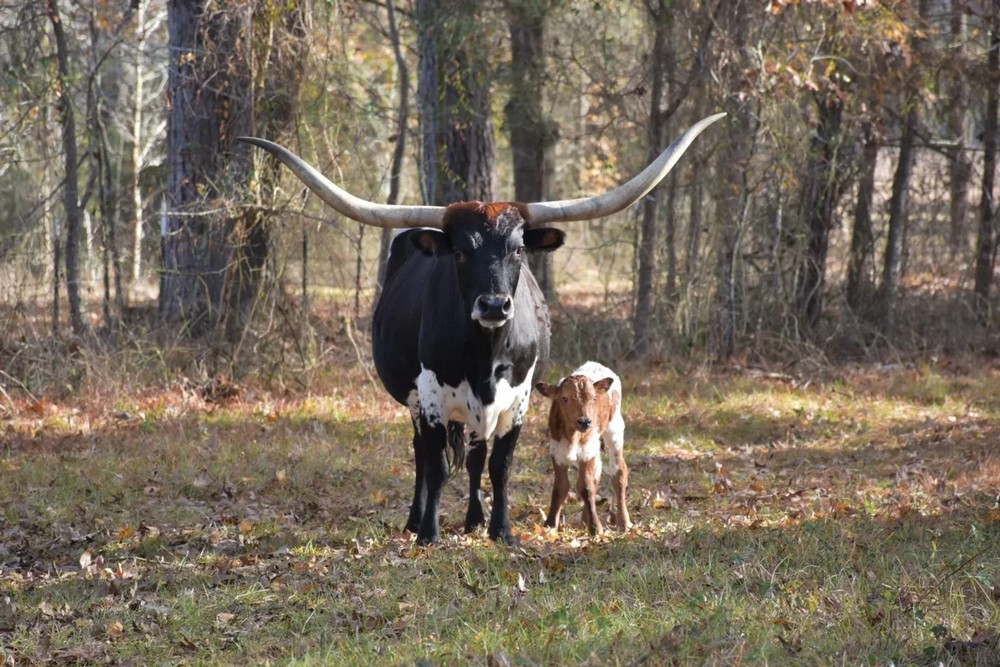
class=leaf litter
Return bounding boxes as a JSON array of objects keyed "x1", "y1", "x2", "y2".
[{"x1": 0, "y1": 363, "x2": 998, "y2": 664}]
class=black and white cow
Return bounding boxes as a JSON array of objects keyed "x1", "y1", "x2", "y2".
[{"x1": 239, "y1": 112, "x2": 724, "y2": 545}]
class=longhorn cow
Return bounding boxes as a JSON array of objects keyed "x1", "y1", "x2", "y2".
[{"x1": 239, "y1": 112, "x2": 724, "y2": 545}]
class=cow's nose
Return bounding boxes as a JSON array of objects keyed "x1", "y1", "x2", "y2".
[
  {"x1": 474, "y1": 294, "x2": 514, "y2": 324},
  {"x1": 576, "y1": 418, "x2": 591, "y2": 432}
]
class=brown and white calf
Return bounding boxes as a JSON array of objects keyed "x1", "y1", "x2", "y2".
[{"x1": 536, "y1": 361, "x2": 631, "y2": 536}]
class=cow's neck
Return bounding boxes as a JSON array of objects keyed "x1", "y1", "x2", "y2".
[{"x1": 462, "y1": 319, "x2": 514, "y2": 400}]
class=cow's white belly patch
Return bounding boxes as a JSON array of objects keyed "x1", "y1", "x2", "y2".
[{"x1": 414, "y1": 363, "x2": 535, "y2": 440}]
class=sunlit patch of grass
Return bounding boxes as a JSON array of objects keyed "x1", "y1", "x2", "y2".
[{"x1": 2, "y1": 364, "x2": 999, "y2": 664}]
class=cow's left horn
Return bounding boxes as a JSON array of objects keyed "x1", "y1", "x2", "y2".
[
  {"x1": 237, "y1": 137, "x2": 446, "y2": 229},
  {"x1": 525, "y1": 112, "x2": 726, "y2": 224}
]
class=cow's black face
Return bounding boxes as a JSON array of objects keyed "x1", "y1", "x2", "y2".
[{"x1": 410, "y1": 203, "x2": 565, "y2": 329}]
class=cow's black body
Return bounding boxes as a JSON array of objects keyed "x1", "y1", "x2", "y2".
[{"x1": 372, "y1": 203, "x2": 563, "y2": 544}]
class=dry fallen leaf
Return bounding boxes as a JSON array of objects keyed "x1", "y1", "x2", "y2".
[
  {"x1": 215, "y1": 613, "x2": 236, "y2": 627},
  {"x1": 105, "y1": 621, "x2": 124, "y2": 640}
]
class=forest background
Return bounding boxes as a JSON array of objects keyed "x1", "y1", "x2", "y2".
[
  {"x1": 2, "y1": 0, "x2": 1000, "y2": 375},
  {"x1": 1, "y1": 1, "x2": 1000, "y2": 665}
]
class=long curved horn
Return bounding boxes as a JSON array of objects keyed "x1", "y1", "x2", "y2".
[
  {"x1": 237, "y1": 137, "x2": 446, "y2": 229},
  {"x1": 526, "y1": 112, "x2": 726, "y2": 224}
]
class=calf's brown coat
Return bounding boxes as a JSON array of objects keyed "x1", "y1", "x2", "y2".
[{"x1": 536, "y1": 361, "x2": 631, "y2": 536}]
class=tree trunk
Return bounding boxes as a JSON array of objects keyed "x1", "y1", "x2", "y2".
[
  {"x1": 846, "y1": 123, "x2": 878, "y2": 313},
  {"x1": 376, "y1": 0, "x2": 408, "y2": 298},
  {"x1": 46, "y1": 0, "x2": 87, "y2": 337},
  {"x1": 86, "y1": 7, "x2": 125, "y2": 331},
  {"x1": 664, "y1": 170, "x2": 678, "y2": 298},
  {"x1": 974, "y1": 0, "x2": 1000, "y2": 321},
  {"x1": 129, "y1": 0, "x2": 147, "y2": 293},
  {"x1": 631, "y1": 0, "x2": 669, "y2": 358},
  {"x1": 416, "y1": 0, "x2": 496, "y2": 205},
  {"x1": 161, "y1": 0, "x2": 229, "y2": 333},
  {"x1": 880, "y1": 105, "x2": 917, "y2": 331},
  {"x1": 685, "y1": 173, "x2": 703, "y2": 284},
  {"x1": 795, "y1": 94, "x2": 846, "y2": 328},
  {"x1": 948, "y1": 0, "x2": 972, "y2": 259},
  {"x1": 715, "y1": 2, "x2": 753, "y2": 359},
  {"x1": 505, "y1": 0, "x2": 556, "y2": 301},
  {"x1": 160, "y1": 0, "x2": 308, "y2": 339}
]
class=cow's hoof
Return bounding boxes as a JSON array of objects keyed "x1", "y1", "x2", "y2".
[
  {"x1": 463, "y1": 508, "x2": 485, "y2": 534},
  {"x1": 489, "y1": 530, "x2": 520, "y2": 546},
  {"x1": 415, "y1": 533, "x2": 439, "y2": 546},
  {"x1": 405, "y1": 507, "x2": 423, "y2": 534}
]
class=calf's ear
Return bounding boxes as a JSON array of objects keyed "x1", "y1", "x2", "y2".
[
  {"x1": 594, "y1": 377, "x2": 614, "y2": 394},
  {"x1": 535, "y1": 382, "x2": 558, "y2": 398},
  {"x1": 524, "y1": 227, "x2": 565, "y2": 253},
  {"x1": 410, "y1": 229, "x2": 451, "y2": 256}
]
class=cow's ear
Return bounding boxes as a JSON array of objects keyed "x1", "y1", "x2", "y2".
[
  {"x1": 594, "y1": 377, "x2": 614, "y2": 394},
  {"x1": 524, "y1": 227, "x2": 565, "y2": 253},
  {"x1": 535, "y1": 382, "x2": 558, "y2": 398},
  {"x1": 410, "y1": 229, "x2": 450, "y2": 256}
]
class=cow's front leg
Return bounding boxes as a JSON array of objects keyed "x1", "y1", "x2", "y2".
[
  {"x1": 416, "y1": 416, "x2": 449, "y2": 545},
  {"x1": 405, "y1": 423, "x2": 425, "y2": 534},
  {"x1": 464, "y1": 438, "x2": 487, "y2": 533},
  {"x1": 487, "y1": 425, "x2": 520, "y2": 544}
]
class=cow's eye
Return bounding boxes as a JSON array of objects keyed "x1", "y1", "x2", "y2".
[
  {"x1": 560, "y1": 396, "x2": 569, "y2": 404},
  {"x1": 512, "y1": 247, "x2": 524, "y2": 259},
  {"x1": 454, "y1": 250, "x2": 466, "y2": 264}
]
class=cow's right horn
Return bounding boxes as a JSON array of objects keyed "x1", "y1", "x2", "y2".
[{"x1": 525, "y1": 112, "x2": 726, "y2": 224}]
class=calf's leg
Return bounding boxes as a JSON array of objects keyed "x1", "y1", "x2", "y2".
[
  {"x1": 603, "y1": 414, "x2": 632, "y2": 531},
  {"x1": 578, "y1": 458, "x2": 604, "y2": 536},
  {"x1": 609, "y1": 449, "x2": 632, "y2": 531},
  {"x1": 545, "y1": 460, "x2": 571, "y2": 530}
]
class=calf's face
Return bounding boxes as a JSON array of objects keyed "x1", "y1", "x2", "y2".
[{"x1": 536, "y1": 375, "x2": 614, "y2": 435}]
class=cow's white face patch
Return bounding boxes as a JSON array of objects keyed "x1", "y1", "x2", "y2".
[{"x1": 417, "y1": 363, "x2": 535, "y2": 441}]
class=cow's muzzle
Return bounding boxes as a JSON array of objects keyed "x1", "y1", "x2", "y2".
[{"x1": 472, "y1": 294, "x2": 513, "y2": 328}]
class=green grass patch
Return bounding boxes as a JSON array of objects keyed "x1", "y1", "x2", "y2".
[{"x1": 2, "y1": 364, "x2": 998, "y2": 665}]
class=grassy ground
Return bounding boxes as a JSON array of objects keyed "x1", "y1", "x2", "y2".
[{"x1": 1, "y1": 357, "x2": 999, "y2": 665}]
